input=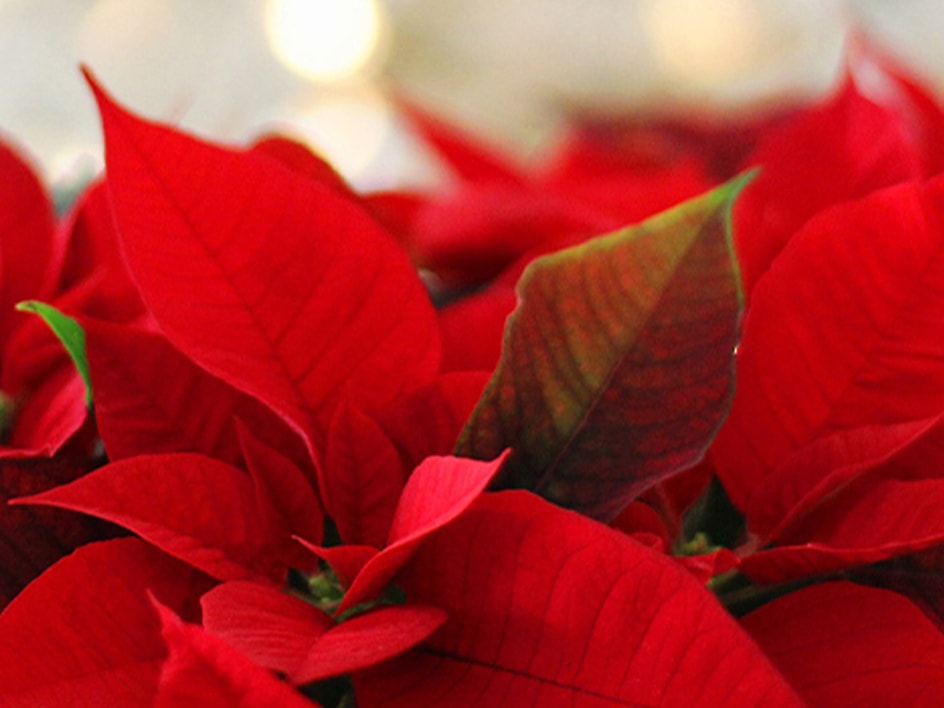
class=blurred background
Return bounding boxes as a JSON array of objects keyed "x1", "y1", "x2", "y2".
[{"x1": 0, "y1": 0, "x2": 939, "y2": 190}]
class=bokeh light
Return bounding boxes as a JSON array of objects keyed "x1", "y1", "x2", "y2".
[
  {"x1": 641, "y1": 0, "x2": 764, "y2": 85},
  {"x1": 265, "y1": 0, "x2": 386, "y2": 81}
]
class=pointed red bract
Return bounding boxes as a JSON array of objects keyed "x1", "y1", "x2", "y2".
[
  {"x1": 238, "y1": 421, "x2": 323, "y2": 553},
  {"x1": 742, "y1": 474, "x2": 944, "y2": 584},
  {"x1": 86, "y1": 320, "x2": 256, "y2": 464},
  {"x1": 356, "y1": 492, "x2": 800, "y2": 706},
  {"x1": 376, "y1": 371, "x2": 490, "y2": 469},
  {"x1": 323, "y1": 402, "x2": 406, "y2": 547},
  {"x1": 437, "y1": 284, "x2": 516, "y2": 372},
  {"x1": 746, "y1": 416, "x2": 940, "y2": 538},
  {"x1": 337, "y1": 452, "x2": 508, "y2": 614},
  {"x1": 713, "y1": 175, "x2": 944, "y2": 510},
  {"x1": 734, "y1": 74, "x2": 922, "y2": 294},
  {"x1": 15, "y1": 453, "x2": 294, "y2": 582},
  {"x1": 56, "y1": 179, "x2": 144, "y2": 322},
  {"x1": 2, "y1": 367, "x2": 87, "y2": 458},
  {"x1": 0, "y1": 139, "x2": 60, "y2": 353},
  {"x1": 154, "y1": 599, "x2": 313, "y2": 707},
  {"x1": 251, "y1": 134, "x2": 355, "y2": 197},
  {"x1": 398, "y1": 97, "x2": 526, "y2": 185},
  {"x1": 743, "y1": 582, "x2": 944, "y2": 705},
  {"x1": 0, "y1": 538, "x2": 208, "y2": 707},
  {"x1": 85, "y1": 71, "x2": 440, "y2": 455}
]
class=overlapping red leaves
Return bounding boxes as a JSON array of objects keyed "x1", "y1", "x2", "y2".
[{"x1": 2, "y1": 41, "x2": 944, "y2": 706}]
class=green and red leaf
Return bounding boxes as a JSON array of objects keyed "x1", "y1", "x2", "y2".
[{"x1": 456, "y1": 176, "x2": 749, "y2": 521}]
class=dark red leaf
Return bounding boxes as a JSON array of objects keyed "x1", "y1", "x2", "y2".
[
  {"x1": 0, "y1": 455, "x2": 108, "y2": 608},
  {"x1": 356, "y1": 492, "x2": 800, "y2": 706}
]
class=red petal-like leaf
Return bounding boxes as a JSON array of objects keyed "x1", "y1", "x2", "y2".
[
  {"x1": 735, "y1": 74, "x2": 921, "y2": 293},
  {"x1": 297, "y1": 541, "x2": 378, "y2": 589},
  {"x1": 713, "y1": 176, "x2": 944, "y2": 510},
  {"x1": 251, "y1": 134, "x2": 355, "y2": 197},
  {"x1": 437, "y1": 283, "x2": 516, "y2": 372},
  {"x1": 746, "y1": 416, "x2": 939, "y2": 539},
  {"x1": 2, "y1": 366, "x2": 87, "y2": 458},
  {"x1": 86, "y1": 319, "x2": 309, "y2": 470},
  {"x1": 201, "y1": 580, "x2": 332, "y2": 675},
  {"x1": 456, "y1": 177, "x2": 748, "y2": 521},
  {"x1": 154, "y1": 599, "x2": 312, "y2": 707},
  {"x1": 397, "y1": 98, "x2": 525, "y2": 185},
  {"x1": 0, "y1": 538, "x2": 208, "y2": 707},
  {"x1": 337, "y1": 453, "x2": 507, "y2": 614},
  {"x1": 676, "y1": 548, "x2": 740, "y2": 584},
  {"x1": 743, "y1": 581, "x2": 944, "y2": 705},
  {"x1": 410, "y1": 185, "x2": 612, "y2": 286},
  {"x1": 86, "y1": 320, "x2": 248, "y2": 464},
  {"x1": 85, "y1": 70, "x2": 440, "y2": 453},
  {"x1": 238, "y1": 421, "x2": 323, "y2": 554},
  {"x1": 293, "y1": 605, "x2": 446, "y2": 685},
  {"x1": 56, "y1": 179, "x2": 145, "y2": 322},
  {"x1": 742, "y1": 474, "x2": 944, "y2": 584},
  {"x1": 356, "y1": 492, "x2": 800, "y2": 706},
  {"x1": 323, "y1": 402, "x2": 406, "y2": 547},
  {"x1": 15, "y1": 453, "x2": 290, "y2": 581},
  {"x1": 0, "y1": 139, "x2": 59, "y2": 352},
  {"x1": 376, "y1": 371, "x2": 490, "y2": 470}
]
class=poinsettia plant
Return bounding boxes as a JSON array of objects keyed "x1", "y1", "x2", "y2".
[{"x1": 3, "y1": 39, "x2": 944, "y2": 706}]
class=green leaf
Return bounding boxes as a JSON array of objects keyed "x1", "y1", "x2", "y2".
[
  {"x1": 16, "y1": 301, "x2": 92, "y2": 406},
  {"x1": 455, "y1": 173, "x2": 753, "y2": 522}
]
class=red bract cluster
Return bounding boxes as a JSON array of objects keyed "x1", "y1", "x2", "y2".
[{"x1": 3, "y1": 42, "x2": 944, "y2": 705}]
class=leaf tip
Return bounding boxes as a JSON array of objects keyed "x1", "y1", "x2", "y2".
[{"x1": 80, "y1": 65, "x2": 125, "y2": 132}]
